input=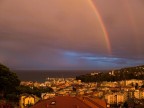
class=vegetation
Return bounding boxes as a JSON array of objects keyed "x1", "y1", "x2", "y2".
[
  {"x1": 76, "y1": 65, "x2": 144, "y2": 82},
  {"x1": 0, "y1": 63, "x2": 20, "y2": 107},
  {"x1": 0, "y1": 63, "x2": 54, "y2": 107},
  {"x1": 16, "y1": 85, "x2": 54, "y2": 97},
  {"x1": 0, "y1": 63, "x2": 20, "y2": 98},
  {"x1": 0, "y1": 63, "x2": 54, "y2": 97}
]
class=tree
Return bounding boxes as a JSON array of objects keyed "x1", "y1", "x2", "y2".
[
  {"x1": 123, "y1": 102, "x2": 128, "y2": 108},
  {"x1": 0, "y1": 63, "x2": 20, "y2": 97},
  {"x1": 141, "y1": 85, "x2": 144, "y2": 88},
  {"x1": 135, "y1": 83, "x2": 139, "y2": 89},
  {"x1": 16, "y1": 85, "x2": 54, "y2": 97}
]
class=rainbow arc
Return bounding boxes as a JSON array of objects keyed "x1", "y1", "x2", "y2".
[{"x1": 87, "y1": 0, "x2": 112, "y2": 54}]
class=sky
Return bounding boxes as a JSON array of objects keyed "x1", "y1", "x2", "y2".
[{"x1": 0, "y1": 0, "x2": 144, "y2": 70}]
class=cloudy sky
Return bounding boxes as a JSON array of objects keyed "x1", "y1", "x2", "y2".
[{"x1": 0, "y1": 0, "x2": 144, "y2": 70}]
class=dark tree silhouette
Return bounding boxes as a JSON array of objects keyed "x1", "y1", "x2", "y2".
[{"x1": 0, "y1": 63, "x2": 20, "y2": 97}]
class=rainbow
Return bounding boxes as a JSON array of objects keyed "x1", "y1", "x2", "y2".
[
  {"x1": 122, "y1": 0, "x2": 137, "y2": 33},
  {"x1": 87, "y1": 0, "x2": 111, "y2": 54},
  {"x1": 122, "y1": 0, "x2": 140, "y2": 52}
]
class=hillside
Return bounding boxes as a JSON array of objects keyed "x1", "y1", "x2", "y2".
[{"x1": 76, "y1": 65, "x2": 144, "y2": 82}]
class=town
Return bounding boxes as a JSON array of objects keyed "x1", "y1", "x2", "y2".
[
  {"x1": 1, "y1": 64, "x2": 144, "y2": 108},
  {"x1": 20, "y1": 77, "x2": 144, "y2": 108}
]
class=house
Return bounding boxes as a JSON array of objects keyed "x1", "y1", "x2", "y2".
[
  {"x1": 20, "y1": 94, "x2": 39, "y2": 108},
  {"x1": 41, "y1": 93, "x2": 55, "y2": 100},
  {"x1": 134, "y1": 89, "x2": 144, "y2": 99},
  {"x1": 105, "y1": 92, "x2": 125, "y2": 104}
]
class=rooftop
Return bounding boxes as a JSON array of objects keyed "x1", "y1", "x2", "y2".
[{"x1": 31, "y1": 96, "x2": 91, "y2": 108}]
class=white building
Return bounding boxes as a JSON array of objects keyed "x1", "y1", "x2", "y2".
[
  {"x1": 134, "y1": 90, "x2": 144, "y2": 99},
  {"x1": 105, "y1": 93, "x2": 125, "y2": 104}
]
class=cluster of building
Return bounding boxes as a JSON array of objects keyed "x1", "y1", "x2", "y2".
[{"x1": 20, "y1": 78, "x2": 144, "y2": 107}]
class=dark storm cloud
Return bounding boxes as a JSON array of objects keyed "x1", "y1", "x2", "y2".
[{"x1": 0, "y1": 0, "x2": 144, "y2": 70}]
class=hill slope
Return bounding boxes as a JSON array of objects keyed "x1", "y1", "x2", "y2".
[{"x1": 76, "y1": 65, "x2": 144, "y2": 82}]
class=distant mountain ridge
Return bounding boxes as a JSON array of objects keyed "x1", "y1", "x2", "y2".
[{"x1": 76, "y1": 65, "x2": 144, "y2": 82}]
